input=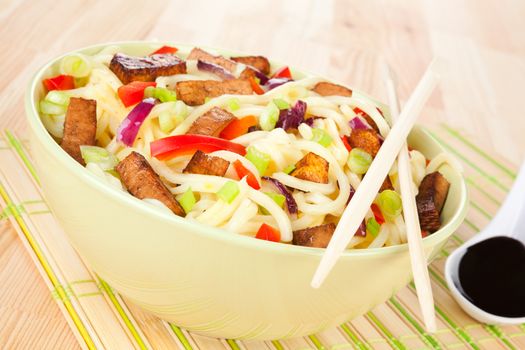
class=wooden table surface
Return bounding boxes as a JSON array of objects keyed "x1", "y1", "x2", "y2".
[{"x1": 1, "y1": 0, "x2": 524, "y2": 348}]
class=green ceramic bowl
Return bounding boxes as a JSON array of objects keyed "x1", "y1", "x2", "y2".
[{"x1": 25, "y1": 42, "x2": 468, "y2": 340}]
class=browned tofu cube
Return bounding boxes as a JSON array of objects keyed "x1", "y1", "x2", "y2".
[
  {"x1": 176, "y1": 79, "x2": 253, "y2": 106},
  {"x1": 186, "y1": 107, "x2": 236, "y2": 137},
  {"x1": 116, "y1": 152, "x2": 185, "y2": 216},
  {"x1": 109, "y1": 53, "x2": 187, "y2": 84},
  {"x1": 231, "y1": 56, "x2": 271, "y2": 75},
  {"x1": 60, "y1": 97, "x2": 97, "y2": 164},
  {"x1": 416, "y1": 171, "x2": 450, "y2": 232},
  {"x1": 187, "y1": 48, "x2": 237, "y2": 73},
  {"x1": 183, "y1": 150, "x2": 230, "y2": 176},
  {"x1": 293, "y1": 223, "x2": 336, "y2": 248},
  {"x1": 291, "y1": 152, "x2": 329, "y2": 184},
  {"x1": 348, "y1": 129, "x2": 381, "y2": 157},
  {"x1": 312, "y1": 82, "x2": 352, "y2": 97}
]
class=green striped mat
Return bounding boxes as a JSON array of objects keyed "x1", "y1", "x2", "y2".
[{"x1": 1, "y1": 125, "x2": 524, "y2": 350}]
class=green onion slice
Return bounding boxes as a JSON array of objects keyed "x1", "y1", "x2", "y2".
[{"x1": 217, "y1": 181, "x2": 240, "y2": 204}]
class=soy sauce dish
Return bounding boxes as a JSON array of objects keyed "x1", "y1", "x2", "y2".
[{"x1": 25, "y1": 42, "x2": 468, "y2": 340}]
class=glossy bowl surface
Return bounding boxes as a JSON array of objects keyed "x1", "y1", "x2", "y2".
[{"x1": 25, "y1": 42, "x2": 468, "y2": 340}]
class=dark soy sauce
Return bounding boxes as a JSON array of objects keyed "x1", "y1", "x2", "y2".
[{"x1": 457, "y1": 236, "x2": 525, "y2": 318}]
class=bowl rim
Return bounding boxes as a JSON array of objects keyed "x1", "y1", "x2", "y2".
[{"x1": 25, "y1": 40, "x2": 469, "y2": 259}]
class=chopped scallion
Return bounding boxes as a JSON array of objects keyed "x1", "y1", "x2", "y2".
[
  {"x1": 264, "y1": 192, "x2": 286, "y2": 207},
  {"x1": 377, "y1": 189, "x2": 402, "y2": 220},
  {"x1": 311, "y1": 128, "x2": 333, "y2": 147},
  {"x1": 60, "y1": 53, "x2": 92, "y2": 78},
  {"x1": 366, "y1": 217, "x2": 381, "y2": 237},
  {"x1": 272, "y1": 98, "x2": 290, "y2": 110},
  {"x1": 245, "y1": 146, "x2": 271, "y2": 175},
  {"x1": 144, "y1": 87, "x2": 177, "y2": 102},
  {"x1": 217, "y1": 181, "x2": 240, "y2": 204},
  {"x1": 158, "y1": 111, "x2": 176, "y2": 133},
  {"x1": 259, "y1": 102, "x2": 279, "y2": 131},
  {"x1": 177, "y1": 187, "x2": 196, "y2": 213},
  {"x1": 39, "y1": 100, "x2": 67, "y2": 115},
  {"x1": 283, "y1": 164, "x2": 296, "y2": 174},
  {"x1": 227, "y1": 98, "x2": 241, "y2": 111},
  {"x1": 348, "y1": 148, "x2": 372, "y2": 175},
  {"x1": 45, "y1": 91, "x2": 70, "y2": 106},
  {"x1": 79, "y1": 145, "x2": 118, "y2": 170}
]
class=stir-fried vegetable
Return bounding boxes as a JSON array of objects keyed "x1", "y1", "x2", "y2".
[
  {"x1": 283, "y1": 164, "x2": 296, "y2": 174},
  {"x1": 245, "y1": 146, "x2": 270, "y2": 175},
  {"x1": 377, "y1": 189, "x2": 402, "y2": 220},
  {"x1": 217, "y1": 181, "x2": 240, "y2": 203},
  {"x1": 80, "y1": 146, "x2": 118, "y2": 171},
  {"x1": 271, "y1": 66, "x2": 292, "y2": 79},
  {"x1": 311, "y1": 128, "x2": 332, "y2": 147},
  {"x1": 219, "y1": 115, "x2": 258, "y2": 140},
  {"x1": 370, "y1": 203, "x2": 385, "y2": 225},
  {"x1": 117, "y1": 98, "x2": 156, "y2": 146},
  {"x1": 43, "y1": 74, "x2": 75, "y2": 91},
  {"x1": 347, "y1": 148, "x2": 372, "y2": 174},
  {"x1": 349, "y1": 117, "x2": 370, "y2": 130},
  {"x1": 366, "y1": 217, "x2": 381, "y2": 237},
  {"x1": 144, "y1": 86, "x2": 177, "y2": 103},
  {"x1": 273, "y1": 98, "x2": 290, "y2": 110},
  {"x1": 259, "y1": 102, "x2": 280, "y2": 131},
  {"x1": 150, "y1": 134, "x2": 246, "y2": 160},
  {"x1": 118, "y1": 81, "x2": 157, "y2": 107},
  {"x1": 150, "y1": 45, "x2": 178, "y2": 55},
  {"x1": 233, "y1": 160, "x2": 260, "y2": 189},
  {"x1": 60, "y1": 53, "x2": 92, "y2": 78},
  {"x1": 177, "y1": 187, "x2": 196, "y2": 214},
  {"x1": 264, "y1": 192, "x2": 286, "y2": 207},
  {"x1": 227, "y1": 98, "x2": 240, "y2": 111},
  {"x1": 276, "y1": 100, "x2": 306, "y2": 130},
  {"x1": 249, "y1": 76, "x2": 265, "y2": 95},
  {"x1": 255, "y1": 223, "x2": 280, "y2": 242},
  {"x1": 262, "y1": 176, "x2": 298, "y2": 215}
]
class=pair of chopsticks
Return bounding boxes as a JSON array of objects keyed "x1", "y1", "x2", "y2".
[{"x1": 311, "y1": 60, "x2": 441, "y2": 332}]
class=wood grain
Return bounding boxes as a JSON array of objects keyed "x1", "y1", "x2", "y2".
[{"x1": 1, "y1": 0, "x2": 524, "y2": 348}]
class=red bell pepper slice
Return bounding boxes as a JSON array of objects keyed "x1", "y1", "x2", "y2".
[
  {"x1": 341, "y1": 135, "x2": 352, "y2": 152},
  {"x1": 421, "y1": 230, "x2": 429, "y2": 238},
  {"x1": 150, "y1": 134, "x2": 246, "y2": 160},
  {"x1": 117, "y1": 81, "x2": 157, "y2": 107},
  {"x1": 371, "y1": 203, "x2": 385, "y2": 225},
  {"x1": 271, "y1": 66, "x2": 292, "y2": 79},
  {"x1": 255, "y1": 223, "x2": 280, "y2": 242},
  {"x1": 233, "y1": 160, "x2": 260, "y2": 189},
  {"x1": 43, "y1": 74, "x2": 75, "y2": 91},
  {"x1": 219, "y1": 115, "x2": 258, "y2": 140},
  {"x1": 150, "y1": 45, "x2": 179, "y2": 55},
  {"x1": 249, "y1": 77, "x2": 265, "y2": 95}
]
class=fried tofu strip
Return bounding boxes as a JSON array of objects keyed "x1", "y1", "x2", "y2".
[
  {"x1": 312, "y1": 82, "x2": 352, "y2": 97},
  {"x1": 293, "y1": 223, "x2": 336, "y2": 248},
  {"x1": 116, "y1": 152, "x2": 185, "y2": 216},
  {"x1": 110, "y1": 53, "x2": 187, "y2": 84},
  {"x1": 186, "y1": 107, "x2": 236, "y2": 136},
  {"x1": 416, "y1": 171, "x2": 450, "y2": 232},
  {"x1": 176, "y1": 79, "x2": 253, "y2": 106},
  {"x1": 183, "y1": 150, "x2": 230, "y2": 176},
  {"x1": 231, "y1": 56, "x2": 271, "y2": 75},
  {"x1": 291, "y1": 152, "x2": 329, "y2": 184},
  {"x1": 60, "y1": 97, "x2": 97, "y2": 164},
  {"x1": 187, "y1": 48, "x2": 237, "y2": 73},
  {"x1": 348, "y1": 129, "x2": 381, "y2": 157}
]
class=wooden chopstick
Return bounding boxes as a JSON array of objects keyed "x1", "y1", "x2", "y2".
[
  {"x1": 384, "y1": 64, "x2": 437, "y2": 333},
  {"x1": 311, "y1": 60, "x2": 441, "y2": 288}
]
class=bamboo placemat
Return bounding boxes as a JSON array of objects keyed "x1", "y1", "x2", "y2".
[{"x1": 1, "y1": 125, "x2": 524, "y2": 350}]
